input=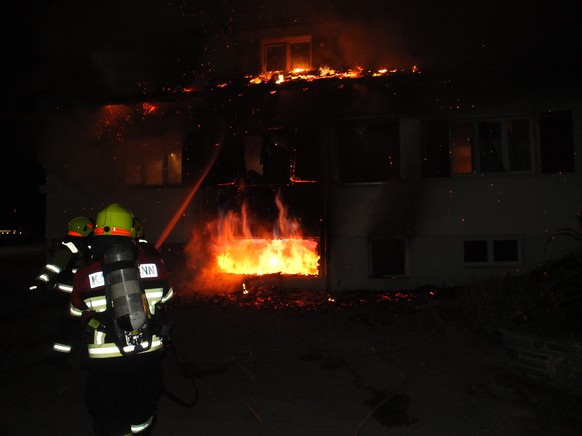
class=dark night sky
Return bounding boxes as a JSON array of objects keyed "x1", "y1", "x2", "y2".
[
  {"x1": 6, "y1": 0, "x2": 580, "y2": 104},
  {"x1": 1, "y1": 0, "x2": 580, "y2": 237}
]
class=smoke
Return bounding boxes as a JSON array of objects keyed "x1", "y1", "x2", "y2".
[{"x1": 317, "y1": 18, "x2": 415, "y2": 70}]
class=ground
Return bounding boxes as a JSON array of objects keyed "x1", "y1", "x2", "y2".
[{"x1": 1, "y1": 245, "x2": 581, "y2": 435}]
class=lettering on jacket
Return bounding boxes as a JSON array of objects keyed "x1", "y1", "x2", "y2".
[{"x1": 88, "y1": 263, "x2": 159, "y2": 289}]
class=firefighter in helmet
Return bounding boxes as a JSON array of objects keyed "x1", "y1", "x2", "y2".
[
  {"x1": 30, "y1": 215, "x2": 94, "y2": 358},
  {"x1": 70, "y1": 203, "x2": 173, "y2": 435}
]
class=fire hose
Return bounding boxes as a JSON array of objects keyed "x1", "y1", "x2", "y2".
[
  {"x1": 162, "y1": 340, "x2": 199, "y2": 408},
  {"x1": 155, "y1": 121, "x2": 225, "y2": 251}
]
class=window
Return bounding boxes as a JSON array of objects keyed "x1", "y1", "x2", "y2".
[
  {"x1": 241, "y1": 127, "x2": 322, "y2": 185},
  {"x1": 464, "y1": 239, "x2": 521, "y2": 265},
  {"x1": 540, "y1": 110, "x2": 575, "y2": 173},
  {"x1": 369, "y1": 238, "x2": 408, "y2": 277},
  {"x1": 450, "y1": 118, "x2": 533, "y2": 174},
  {"x1": 421, "y1": 119, "x2": 451, "y2": 177},
  {"x1": 262, "y1": 36, "x2": 312, "y2": 72},
  {"x1": 126, "y1": 151, "x2": 182, "y2": 186},
  {"x1": 337, "y1": 117, "x2": 400, "y2": 183}
]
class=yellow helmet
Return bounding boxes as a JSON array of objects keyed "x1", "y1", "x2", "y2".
[
  {"x1": 94, "y1": 203, "x2": 135, "y2": 237},
  {"x1": 67, "y1": 216, "x2": 95, "y2": 237}
]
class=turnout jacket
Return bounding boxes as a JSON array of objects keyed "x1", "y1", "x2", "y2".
[
  {"x1": 32, "y1": 235, "x2": 92, "y2": 293},
  {"x1": 70, "y1": 246, "x2": 174, "y2": 359}
]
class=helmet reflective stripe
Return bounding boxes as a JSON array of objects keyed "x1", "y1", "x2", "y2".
[
  {"x1": 131, "y1": 416, "x2": 154, "y2": 433},
  {"x1": 46, "y1": 264, "x2": 62, "y2": 274},
  {"x1": 62, "y1": 241, "x2": 79, "y2": 254},
  {"x1": 56, "y1": 283, "x2": 73, "y2": 293},
  {"x1": 69, "y1": 304, "x2": 83, "y2": 317},
  {"x1": 94, "y1": 226, "x2": 134, "y2": 237},
  {"x1": 53, "y1": 343, "x2": 72, "y2": 353}
]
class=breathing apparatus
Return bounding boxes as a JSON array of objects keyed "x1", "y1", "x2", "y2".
[{"x1": 94, "y1": 203, "x2": 152, "y2": 355}]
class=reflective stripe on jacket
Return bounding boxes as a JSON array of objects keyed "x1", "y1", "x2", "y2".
[{"x1": 70, "y1": 246, "x2": 173, "y2": 359}]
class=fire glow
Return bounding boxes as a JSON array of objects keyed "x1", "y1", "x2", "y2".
[
  {"x1": 211, "y1": 193, "x2": 320, "y2": 277},
  {"x1": 245, "y1": 65, "x2": 419, "y2": 86}
]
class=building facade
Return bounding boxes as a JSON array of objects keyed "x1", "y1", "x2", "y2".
[{"x1": 42, "y1": 20, "x2": 581, "y2": 293}]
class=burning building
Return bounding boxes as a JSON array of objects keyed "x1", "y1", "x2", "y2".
[{"x1": 40, "y1": 13, "x2": 581, "y2": 295}]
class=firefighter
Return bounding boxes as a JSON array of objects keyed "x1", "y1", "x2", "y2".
[
  {"x1": 70, "y1": 203, "x2": 174, "y2": 436},
  {"x1": 30, "y1": 215, "x2": 94, "y2": 358}
]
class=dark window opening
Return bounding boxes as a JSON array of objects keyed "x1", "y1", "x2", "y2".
[
  {"x1": 183, "y1": 125, "x2": 240, "y2": 186},
  {"x1": 420, "y1": 119, "x2": 451, "y2": 177},
  {"x1": 337, "y1": 117, "x2": 400, "y2": 183},
  {"x1": 507, "y1": 119, "x2": 531, "y2": 171},
  {"x1": 464, "y1": 240, "x2": 488, "y2": 262},
  {"x1": 493, "y1": 240, "x2": 519, "y2": 262},
  {"x1": 265, "y1": 44, "x2": 287, "y2": 71},
  {"x1": 370, "y1": 238, "x2": 407, "y2": 277},
  {"x1": 540, "y1": 110, "x2": 575, "y2": 173},
  {"x1": 464, "y1": 239, "x2": 521, "y2": 264},
  {"x1": 478, "y1": 121, "x2": 505, "y2": 173}
]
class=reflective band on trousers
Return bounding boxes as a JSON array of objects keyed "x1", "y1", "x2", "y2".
[
  {"x1": 131, "y1": 416, "x2": 154, "y2": 433},
  {"x1": 53, "y1": 343, "x2": 72, "y2": 353},
  {"x1": 87, "y1": 337, "x2": 163, "y2": 358}
]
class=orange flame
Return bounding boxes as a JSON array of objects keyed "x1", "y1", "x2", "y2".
[{"x1": 211, "y1": 193, "x2": 320, "y2": 276}]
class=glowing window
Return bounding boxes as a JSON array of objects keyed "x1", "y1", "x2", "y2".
[
  {"x1": 262, "y1": 36, "x2": 312, "y2": 72},
  {"x1": 450, "y1": 119, "x2": 532, "y2": 175}
]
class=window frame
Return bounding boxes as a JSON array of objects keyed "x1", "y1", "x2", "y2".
[
  {"x1": 463, "y1": 238, "x2": 522, "y2": 267},
  {"x1": 450, "y1": 117, "x2": 535, "y2": 175},
  {"x1": 261, "y1": 35, "x2": 312, "y2": 72}
]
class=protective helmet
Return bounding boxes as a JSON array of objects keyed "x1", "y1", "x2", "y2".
[
  {"x1": 67, "y1": 216, "x2": 95, "y2": 237},
  {"x1": 94, "y1": 203, "x2": 135, "y2": 237},
  {"x1": 134, "y1": 218, "x2": 144, "y2": 238}
]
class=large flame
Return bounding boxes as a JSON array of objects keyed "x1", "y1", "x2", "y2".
[{"x1": 211, "y1": 193, "x2": 320, "y2": 276}]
